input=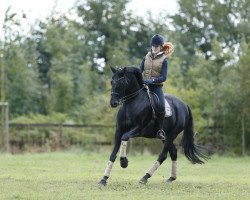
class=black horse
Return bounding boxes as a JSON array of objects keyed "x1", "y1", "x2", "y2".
[{"x1": 98, "y1": 67, "x2": 209, "y2": 187}]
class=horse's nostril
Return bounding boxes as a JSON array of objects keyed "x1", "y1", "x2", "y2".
[{"x1": 110, "y1": 99, "x2": 118, "y2": 107}]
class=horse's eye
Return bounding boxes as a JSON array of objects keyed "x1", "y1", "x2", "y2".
[{"x1": 110, "y1": 80, "x2": 113, "y2": 85}]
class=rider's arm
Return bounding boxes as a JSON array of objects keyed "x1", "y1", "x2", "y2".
[
  {"x1": 152, "y1": 59, "x2": 168, "y2": 83},
  {"x1": 140, "y1": 57, "x2": 146, "y2": 72}
]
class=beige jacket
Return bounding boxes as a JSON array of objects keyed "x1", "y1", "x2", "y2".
[{"x1": 142, "y1": 51, "x2": 166, "y2": 85}]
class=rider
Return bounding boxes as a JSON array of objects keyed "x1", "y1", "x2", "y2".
[{"x1": 140, "y1": 34, "x2": 174, "y2": 140}]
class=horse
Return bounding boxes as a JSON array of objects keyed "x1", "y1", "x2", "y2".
[{"x1": 98, "y1": 66, "x2": 209, "y2": 187}]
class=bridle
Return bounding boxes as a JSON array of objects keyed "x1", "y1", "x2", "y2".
[{"x1": 111, "y1": 75, "x2": 143, "y2": 105}]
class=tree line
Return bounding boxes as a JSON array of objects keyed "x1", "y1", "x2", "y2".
[{"x1": 0, "y1": 0, "x2": 249, "y2": 154}]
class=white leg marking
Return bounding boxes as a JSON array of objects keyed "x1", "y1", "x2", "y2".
[
  {"x1": 104, "y1": 161, "x2": 114, "y2": 177},
  {"x1": 147, "y1": 161, "x2": 161, "y2": 176},
  {"x1": 171, "y1": 161, "x2": 177, "y2": 178},
  {"x1": 119, "y1": 141, "x2": 128, "y2": 158}
]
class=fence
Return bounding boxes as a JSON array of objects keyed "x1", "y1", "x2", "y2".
[
  {"x1": 3, "y1": 122, "x2": 166, "y2": 154},
  {"x1": 2, "y1": 123, "x2": 115, "y2": 153}
]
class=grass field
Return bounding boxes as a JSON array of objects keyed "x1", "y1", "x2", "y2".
[{"x1": 0, "y1": 151, "x2": 249, "y2": 200}]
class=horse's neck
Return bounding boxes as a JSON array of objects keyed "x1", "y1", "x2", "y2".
[
  {"x1": 125, "y1": 80, "x2": 141, "y2": 95},
  {"x1": 121, "y1": 90, "x2": 151, "y2": 128},
  {"x1": 124, "y1": 86, "x2": 147, "y2": 107}
]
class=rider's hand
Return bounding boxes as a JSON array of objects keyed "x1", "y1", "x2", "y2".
[{"x1": 144, "y1": 79, "x2": 153, "y2": 85}]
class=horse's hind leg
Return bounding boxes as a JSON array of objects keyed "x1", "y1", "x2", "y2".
[
  {"x1": 167, "y1": 143, "x2": 177, "y2": 182},
  {"x1": 139, "y1": 125, "x2": 182, "y2": 184},
  {"x1": 139, "y1": 141, "x2": 170, "y2": 184}
]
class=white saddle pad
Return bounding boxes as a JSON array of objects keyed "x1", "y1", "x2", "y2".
[{"x1": 165, "y1": 99, "x2": 172, "y2": 117}]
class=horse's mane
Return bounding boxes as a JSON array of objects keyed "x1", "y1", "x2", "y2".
[{"x1": 124, "y1": 67, "x2": 144, "y2": 88}]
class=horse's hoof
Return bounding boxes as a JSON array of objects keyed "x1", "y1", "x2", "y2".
[
  {"x1": 167, "y1": 177, "x2": 176, "y2": 183},
  {"x1": 139, "y1": 177, "x2": 147, "y2": 185},
  {"x1": 98, "y1": 179, "x2": 107, "y2": 188},
  {"x1": 120, "y1": 157, "x2": 128, "y2": 168}
]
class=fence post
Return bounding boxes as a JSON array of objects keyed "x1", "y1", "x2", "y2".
[
  {"x1": 59, "y1": 123, "x2": 63, "y2": 147},
  {"x1": 0, "y1": 102, "x2": 9, "y2": 153},
  {"x1": 5, "y1": 103, "x2": 10, "y2": 153}
]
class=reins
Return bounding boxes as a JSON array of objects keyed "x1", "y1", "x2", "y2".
[
  {"x1": 122, "y1": 87, "x2": 144, "y2": 103},
  {"x1": 123, "y1": 85, "x2": 156, "y2": 119},
  {"x1": 111, "y1": 87, "x2": 144, "y2": 105}
]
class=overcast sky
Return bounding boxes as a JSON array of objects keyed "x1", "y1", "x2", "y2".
[{"x1": 0, "y1": 0, "x2": 178, "y2": 37}]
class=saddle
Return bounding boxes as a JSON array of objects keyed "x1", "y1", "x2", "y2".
[
  {"x1": 150, "y1": 92, "x2": 172, "y2": 117},
  {"x1": 144, "y1": 85, "x2": 172, "y2": 118}
]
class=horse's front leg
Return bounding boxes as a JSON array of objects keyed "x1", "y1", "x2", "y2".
[
  {"x1": 119, "y1": 126, "x2": 140, "y2": 168},
  {"x1": 98, "y1": 131, "x2": 121, "y2": 188}
]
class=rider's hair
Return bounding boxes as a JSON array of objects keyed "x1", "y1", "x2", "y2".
[{"x1": 162, "y1": 42, "x2": 174, "y2": 58}]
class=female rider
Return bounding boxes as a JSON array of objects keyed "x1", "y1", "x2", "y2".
[{"x1": 140, "y1": 34, "x2": 174, "y2": 140}]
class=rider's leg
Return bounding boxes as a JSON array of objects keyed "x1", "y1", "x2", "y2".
[
  {"x1": 156, "y1": 111, "x2": 166, "y2": 140},
  {"x1": 150, "y1": 85, "x2": 166, "y2": 140}
]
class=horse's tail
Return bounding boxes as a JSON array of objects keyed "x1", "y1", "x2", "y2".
[{"x1": 182, "y1": 105, "x2": 210, "y2": 164}]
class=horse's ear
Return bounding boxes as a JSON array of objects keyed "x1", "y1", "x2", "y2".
[{"x1": 110, "y1": 66, "x2": 117, "y2": 74}]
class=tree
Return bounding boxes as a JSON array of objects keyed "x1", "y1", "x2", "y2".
[
  {"x1": 183, "y1": 40, "x2": 233, "y2": 152},
  {"x1": 1, "y1": 8, "x2": 42, "y2": 116},
  {"x1": 221, "y1": 42, "x2": 250, "y2": 155},
  {"x1": 31, "y1": 15, "x2": 107, "y2": 114},
  {"x1": 172, "y1": 0, "x2": 250, "y2": 70},
  {"x1": 76, "y1": 0, "x2": 168, "y2": 73}
]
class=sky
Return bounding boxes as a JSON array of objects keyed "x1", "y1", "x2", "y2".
[{"x1": 0, "y1": 0, "x2": 178, "y2": 37}]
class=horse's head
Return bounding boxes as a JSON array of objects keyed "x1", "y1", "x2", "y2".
[
  {"x1": 110, "y1": 66, "x2": 143, "y2": 108},
  {"x1": 110, "y1": 67, "x2": 127, "y2": 107}
]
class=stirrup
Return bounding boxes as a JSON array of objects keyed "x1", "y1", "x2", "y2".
[{"x1": 156, "y1": 129, "x2": 165, "y2": 140}]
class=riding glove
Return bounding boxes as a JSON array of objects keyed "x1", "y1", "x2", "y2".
[{"x1": 144, "y1": 79, "x2": 154, "y2": 85}]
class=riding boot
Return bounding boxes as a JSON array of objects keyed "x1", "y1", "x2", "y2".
[{"x1": 156, "y1": 111, "x2": 166, "y2": 140}]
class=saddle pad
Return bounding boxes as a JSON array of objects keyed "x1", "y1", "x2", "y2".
[{"x1": 165, "y1": 99, "x2": 172, "y2": 117}]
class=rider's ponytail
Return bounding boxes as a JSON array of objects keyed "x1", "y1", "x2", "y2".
[{"x1": 162, "y1": 42, "x2": 174, "y2": 58}]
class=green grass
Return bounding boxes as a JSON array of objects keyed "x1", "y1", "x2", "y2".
[{"x1": 0, "y1": 152, "x2": 250, "y2": 200}]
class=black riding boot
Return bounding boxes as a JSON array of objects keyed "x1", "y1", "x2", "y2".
[{"x1": 156, "y1": 111, "x2": 166, "y2": 140}]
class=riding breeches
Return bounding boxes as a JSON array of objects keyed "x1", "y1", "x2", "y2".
[{"x1": 148, "y1": 85, "x2": 165, "y2": 113}]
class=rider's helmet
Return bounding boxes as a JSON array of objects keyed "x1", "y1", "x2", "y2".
[{"x1": 150, "y1": 34, "x2": 165, "y2": 47}]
